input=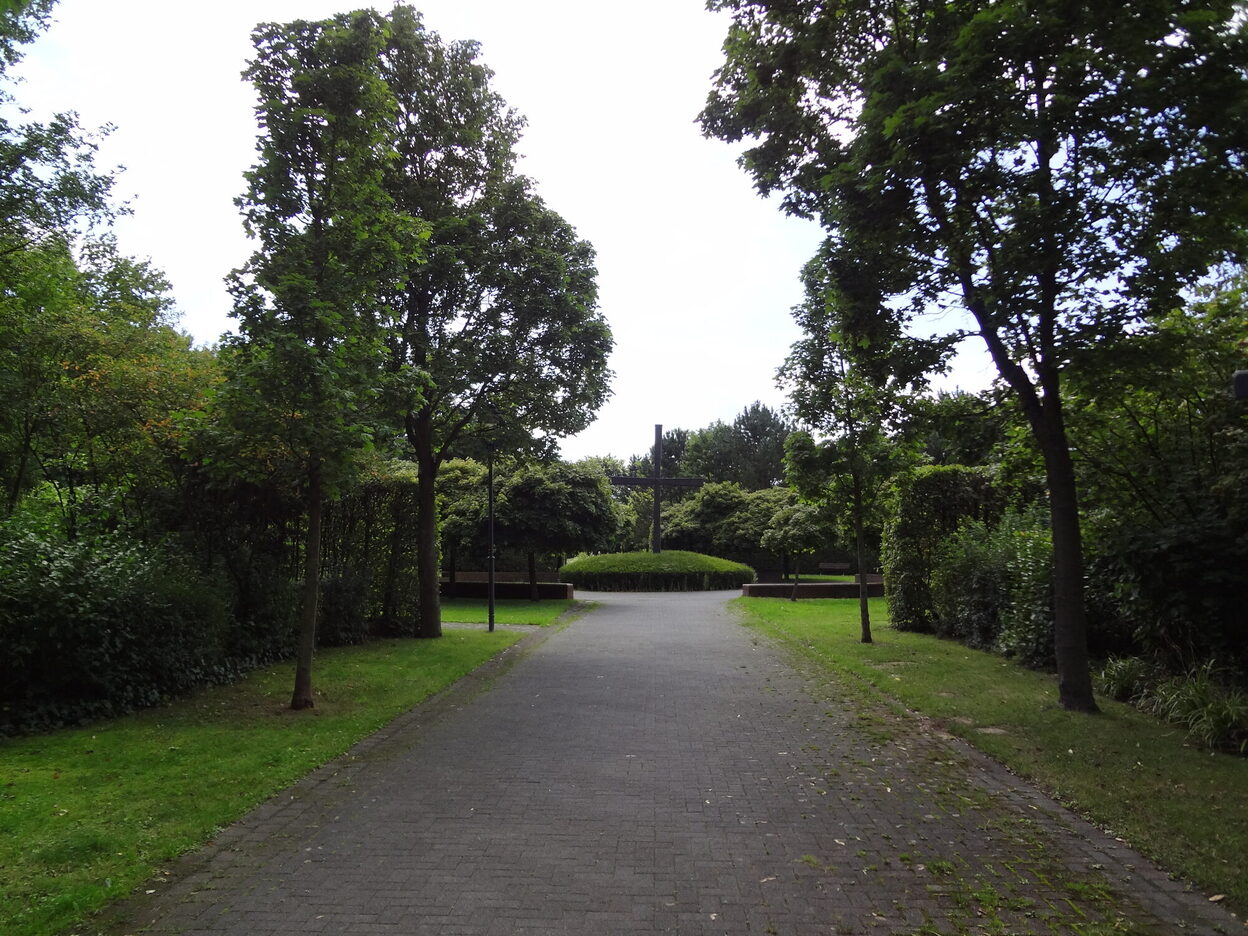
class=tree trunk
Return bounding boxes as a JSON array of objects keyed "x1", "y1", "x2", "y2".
[
  {"x1": 972, "y1": 311, "x2": 1097, "y2": 712},
  {"x1": 5, "y1": 414, "x2": 35, "y2": 516},
  {"x1": 409, "y1": 408, "x2": 442, "y2": 639},
  {"x1": 528, "y1": 550, "x2": 539, "y2": 602},
  {"x1": 790, "y1": 558, "x2": 800, "y2": 602},
  {"x1": 1037, "y1": 413, "x2": 1099, "y2": 712},
  {"x1": 853, "y1": 479, "x2": 873, "y2": 644},
  {"x1": 291, "y1": 467, "x2": 323, "y2": 710}
]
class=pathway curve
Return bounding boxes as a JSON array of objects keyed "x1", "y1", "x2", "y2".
[{"x1": 105, "y1": 592, "x2": 1236, "y2": 935}]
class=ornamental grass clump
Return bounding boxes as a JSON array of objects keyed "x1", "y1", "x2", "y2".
[
  {"x1": 559, "y1": 551, "x2": 755, "y2": 592},
  {"x1": 1098, "y1": 656, "x2": 1248, "y2": 753}
]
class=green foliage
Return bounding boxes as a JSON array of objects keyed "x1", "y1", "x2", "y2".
[
  {"x1": 1085, "y1": 513, "x2": 1248, "y2": 675},
  {"x1": 496, "y1": 461, "x2": 618, "y2": 558},
  {"x1": 320, "y1": 463, "x2": 421, "y2": 638},
  {"x1": 0, "y1": 0, "x2": 116, "y2": 254},
  {"x1": 681, "y1": 402, "x2": 793, "y2": 489},
  {"x1": 226, "y1": 9, "x2": 425, "y2": 494},
  {"x1": 437, "y1": 457, "x2": 490, "y2": 567},
  {"x1": 0, "y1": 526, "x2": 233, "y2": 734},
  {"x1": 900, "y1": 390, "x2": 1009, "y2": 468},
  {"x1": 760, "y1": 502, "x2": 836, "y2": 564},
  {"x1": 1142, "y1": 661, "x2": 1248, "y2": 754},
  {"x1": 1067, "y1": 285, "x2": 1248, "y2": 677},
  {"x1": 704, "y1": 0, "x2": 1248, "y2": 711},
  {"x1": 929, "y1": 518, "x2": 1009, "y2": 649},
  {"x1": 995, "y1": 526, "x2": 1055, "y2": 670},
  {"x1": 662, "y1": 482, "x2": 795, "y2": 565},
  {"x1": 930, "y1": 508, "x2": 1054, "y2": 664},
  {"x1": 880, "y1": 465, "x2": 1003, "y2": 632},
  {"x1": 1097, "y1": 656, "x2": 1165, "y2": 704},
  {"x1": 558, "y1": 550, "x2": 755, "y2": 592}
]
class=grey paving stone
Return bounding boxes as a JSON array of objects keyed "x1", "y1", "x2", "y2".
[{"x1": 97, "y1": 592, "x2": 1239, "y2": 935}]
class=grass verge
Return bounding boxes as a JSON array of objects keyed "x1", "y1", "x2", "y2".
[
  {"x1": 0, "y1": 629, "x2": 523, "y2": 936},
  {"x1": 439, "y1": 597, "x2": 580, "y2": 626},
  {"x1": 733, "y1": 596, "x2": 1248, "y2": 915}
]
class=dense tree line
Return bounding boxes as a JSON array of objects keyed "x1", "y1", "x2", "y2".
[{"x1": 0, "y1": 4, "x2": 610, "y2": 729}]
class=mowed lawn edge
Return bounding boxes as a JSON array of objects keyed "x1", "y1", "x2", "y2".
[
  {"x1": 732, "y1": 596, "x2": 1248, "y2": 915},
  {"x1": 439, "y1": 597, "x2": 587, "y2": 626},
  {"x1": 0, "y1": 629, "x2": 525, "y2": 936}
]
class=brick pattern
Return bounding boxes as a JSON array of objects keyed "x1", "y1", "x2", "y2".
[{"x1": 102, "y1": 592, "x2": 1238, "y2": 935}]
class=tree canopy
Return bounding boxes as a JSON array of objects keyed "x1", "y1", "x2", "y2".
[
  {"x1": 227, "y1": 9, "x2": 428, "y2": 708},
  {"x1": 702, "y1": 0, "x2": 1248, "y2": 711},
  {"x1": 374, "y1": 6, "x2": 613, "y2": 636}
]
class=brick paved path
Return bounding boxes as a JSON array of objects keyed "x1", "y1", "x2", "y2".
[{"x1": 107, "y1": 592, "x2": 1237, "y2": 935}]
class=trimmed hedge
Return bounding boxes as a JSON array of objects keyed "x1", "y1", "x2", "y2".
[
  {"x1": 880, "y1": 465, "x2": 1003, "y2": 632},
  {"x1": 0, "y1": 530, "x2": 237, "y2": 734},
  {"x1": 559, "y1": 550, "x2": 755, "y2": 592}
]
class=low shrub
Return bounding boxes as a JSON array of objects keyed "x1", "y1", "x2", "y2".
[
  {"x1": 995, "y1": 525, "x2": 1055, "y2": 669},
  {"x1": 881, "y1": 465, "x2": 1003, "y2": 632},
  {"x1": 318, "y1": 572, "x2": 370, "y2": 647},
  {"x1": 1097, "y1": 655, "x2": 1165, "y2": 703},
  {"x1": 929, "y1": 508, "x2": 1052, "y2": 660},
  {"x1": 1085, "y1": 514, "x2": 1248, "y2": 679},
  {"x1": 0, "y1": 528, "x2": 233, "y2": 734},
  {"x1": 930, "y1": 518, "x2": 1008, "y2": 648},
  {"x1": 559, "y1": 550, "x2": 755, "y2": 592},
  {"x1": 1142, "y1": 661, "x2": 1248, "y2": 753}
]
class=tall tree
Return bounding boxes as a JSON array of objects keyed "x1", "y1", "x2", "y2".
[
  {"x1": 781, "y1": 248, "x2": 942, "y2": 643},
  {"x1": 377, "y1": 6, "x2": 612, "y2": 637},
  {"x1": 228, "y1": 11, "x2": 426, "y2": 709},
  {"x1": 702, "y1": 0, "x2": 1248, "y2": 710},
  {"x1": 0, "y1": 0, "x2": 123, "y2": 509},
  {"x1": 682, "y1": 403, "x2": 793, "y2": 489},
  {"x1": 0, "y1": 0, "x2": 116, "y2": 261}
]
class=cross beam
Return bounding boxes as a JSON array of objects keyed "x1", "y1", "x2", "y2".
[{"x1": 610, "y1": 424, "x2": 705, "y2": 553}]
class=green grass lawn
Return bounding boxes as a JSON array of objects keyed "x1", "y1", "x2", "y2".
[
  {"x1": 0, "y1": 630, "x2": 523, "y2": 936},
  {"x1": 734, "y1": 596, "x2": 1248, "y2": 914},
  {"x1": 439, "y1": 597, "x2": 581, "y2": 626}
]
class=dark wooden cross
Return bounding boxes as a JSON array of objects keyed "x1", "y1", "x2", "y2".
[{"x1": 610, "y1": 423, "x2": 705, "y2": 553}]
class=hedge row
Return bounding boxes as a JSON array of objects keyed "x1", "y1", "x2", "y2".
[
  {"x1": 1, "y1": 474, "x2": 424, "y2": 735},
  {"x1": 559, "y1": 550, "x2": 755, "y2": 592}
]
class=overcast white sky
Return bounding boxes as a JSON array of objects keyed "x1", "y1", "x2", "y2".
[{"x1": 15, "y1": 0, "x2": 992, "y2": 462}]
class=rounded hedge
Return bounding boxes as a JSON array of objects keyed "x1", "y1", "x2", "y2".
[{"x1": 559, "y1": 550, "x2": 755, "y2": 592}]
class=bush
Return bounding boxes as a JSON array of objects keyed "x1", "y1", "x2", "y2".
[
  {"x1": 1097, "y1": 655, "x2": 1164, "y2": 703},
  {"x1": 1143, "y1": 661, "x2": 1248, "y2": 753},
  {"x1": 0, "y1": 529, "x2": 232, "y2": 734},
  {"x1": 1085, "y1": 514, "x2": 1248, "y2": 679},
  {"x1": 995, "y1": 525, "x2": 1054, "y2": 669},
  {"x1": 928, "y1": 508, "x2": 1053, "y2": 663},
  {"x1": 318, "y1": 572, "x2": 370, "y2": 647},
  {"x1": 881, "y1": 465, "x2": 1003, "y2": 632},
  {"x1": 559, "y1": 551, "x2": 755, "y2": 591},
  {"x1": 929, "y1": 518, "x2": 1008, "y2": 648}
]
